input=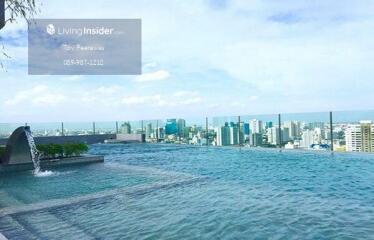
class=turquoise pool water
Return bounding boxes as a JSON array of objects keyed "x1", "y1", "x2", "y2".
[{"x1": 1, "y1": 144, "x2": 374, "y2": 239}]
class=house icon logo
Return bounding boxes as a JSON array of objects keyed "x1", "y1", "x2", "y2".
[{"x1": 46, "y1": 24, "x2": 56, "y2": 35}]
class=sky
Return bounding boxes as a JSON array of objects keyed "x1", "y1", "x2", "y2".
[{"x1": 0, "y1": 0, "x2": 374, "y2": 123}]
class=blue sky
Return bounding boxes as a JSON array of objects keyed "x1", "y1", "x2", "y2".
[{"x1": 0, "y1": 0, "x2": 374, "y2": 122}]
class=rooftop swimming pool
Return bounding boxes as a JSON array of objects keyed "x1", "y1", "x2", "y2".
[{"x1": 1, "y1": 144, "x2": 374, "y2": 239}]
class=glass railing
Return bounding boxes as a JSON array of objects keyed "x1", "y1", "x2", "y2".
[{"x1": 2, "y1": 109, "x2": 374, "y2": 153}]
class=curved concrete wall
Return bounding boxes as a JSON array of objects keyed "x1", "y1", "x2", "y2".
[{"x1": 1, "y1": 126, "x2": 32, "y2": 165}]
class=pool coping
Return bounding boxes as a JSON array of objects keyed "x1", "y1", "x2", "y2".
[{"x1": 0, "y1": 155, "x2": 104, "y2": 172}]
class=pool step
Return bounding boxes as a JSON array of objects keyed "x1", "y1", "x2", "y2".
[
  {"x1": 0, "y1": 215, "x2": 38, "y2": 239},
  {"x1": 11, "y1": 211, "x2": 97, "y2": 239}
]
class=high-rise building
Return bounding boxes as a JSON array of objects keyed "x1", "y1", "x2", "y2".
[
  {"x1": 230, "y1": 126, "x2": 238, "y2": 145},
  {"x1": 177, "y1": 119, "x2": 186, "y2": 137},
  {"x1": 156, "y1": 127, "x2": 165, "y2": 141},
  {"x1": 265, "y1": 121, "x2": 273, "y2": 129},
  {"x1": 300, "y1": 129, "x2": 319, "y2": 148},
  {"x1": 145, "y1": 123, "x2": 152, "y2": 139},
  {"x1": 238, "y1": 121, "x2": 244, "y2": 145},
  {"x1": 250, "y1": 119, "x2": 263, "y2": 134},
  {"x1": 243, "y1": 123, "x2": 250, "y2": 135},
  {"x1": 345, "y1": 121, "x2": 374, "y2": 152},
  {"x1": 266, "y1": 127, "x2": 290, "y2": 145},
  {"x1": 249, "y1": 133, "x2": 263, "y2": 146},
  {"x1": 165, "y1": 119, "x2": 178, "y2": 135},
  {"x1": 282, "y1": 127, "x2": 290, "y2": 143},
  {"x1": 266, "y1": 127, "x2": 279, "y2": 145},
  {"x1": 216, "y1": 123, "x2": 231, "y2": 146},
  {"x1": 284, "y1": 121, "x2": 301, "y2": 140},
  {"x1": 120, "y1": 122, "x2": 131, "y2": 134}
]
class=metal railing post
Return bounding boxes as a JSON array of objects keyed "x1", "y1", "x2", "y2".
[
  {"x1": 206, "y1": 117, "x2": 209, "y2": 146},
  {"x1": 278, "y1": 114, "x2": 282, "y2": 149},
  {"x1": 330, "y1": 111, "x2": 334, "y2": 152}
]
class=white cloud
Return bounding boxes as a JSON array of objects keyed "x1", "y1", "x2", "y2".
[
  {"x1": 61, "y1": 75, "x2": 83, "y2": 82},
  {"x1": 180, "y1": 97, "x2": 202, "y2": 105},
  {"x1": 122, "y1": 95, "x2": 163, "y2": 105},
  {"x1": 122, "y1": 91, "x2": 202, "y2": 107},
  {"x1": 4, "y1": 85, "x2": 66, "y2": 106},
  {"x1": 134, "y1": 70, "x2": 170, "y2": 82},
  {"x1": 173, "y1": 91, "x2": 199, "y2": 97}
]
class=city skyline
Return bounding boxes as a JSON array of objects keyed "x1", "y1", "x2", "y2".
[{"x1": 2, "y1": 112, "x2": 374, "y2": 153}]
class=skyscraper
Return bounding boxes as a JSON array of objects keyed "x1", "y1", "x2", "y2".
[
  {"x1": 229, "y1": 125, "x2": 238, "y2": 145},
  {"x1": 165, "y1": 119, "x2": 178, "y2": 135},
  {"x1": 265, "y1": 121, "x2": 273, "y2": 129},
  {"x1": 345, "y1": 121, "x2": 374, "y2": 152},
  {"x1": 249, "y1": 133, "x2": 263, "y2": 146},
  {"x1": 146, "y1": 123, "x2": 152, "y2": 139},
  {"x1": 243, "y1": 123, "x2": 250, "y2": 135},
  {"x1": 250, "y1": 119, "x2": 263, "y2": 134},
  {"x1": 300, "y1": 129, "x2": 318, "y2": 148},
  {"x1": 216, "y1": 122, "x2": 230, "y2": 146},
  {"x1": 284, "y1": 121, "x2": 301, "y2": 140},
  {"x1": 120, "y1": 122, "x2": 132, "y2": 134},
  {"x1": 177, "y1": 119, "x2": 186, "y2": 138}
]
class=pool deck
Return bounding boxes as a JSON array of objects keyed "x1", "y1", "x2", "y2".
[{"x1": 0, "y1": 155, "x2": 104, "y2": 172}]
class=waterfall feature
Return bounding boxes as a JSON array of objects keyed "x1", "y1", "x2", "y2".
[{"x1": 25, "y1": 129, "x2": 41, "y2": 174}]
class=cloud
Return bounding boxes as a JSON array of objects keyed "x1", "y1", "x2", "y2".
[
  {"x1": 180, "y1": 97, "x2": 202, "y2": 105},
  {"x1": 134, "y1": 70, "x2": 170, "y2": 82},
  {"x1": 4, "y1": 85, "x2": 67, "y2": 106},
  {"x1": 122, "y1": 91, "x2": 202, "y2": 107},
  {"x1": 249, "y1": 95, "x2": 258, "y2": 101},
  {"x1": 173, "y1": 91, "x2": 199, "y2": 97},
  {"x1": 61, "y1": 75, "x2": 83, "y2": 82},
  {"x1": 122, "y1": 95, "x2": 163, "y2": 105}
]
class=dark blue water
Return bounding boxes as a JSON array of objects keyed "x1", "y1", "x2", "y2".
[{"x1": 1, "y1": 144, "x2": 374, "y2": 239}]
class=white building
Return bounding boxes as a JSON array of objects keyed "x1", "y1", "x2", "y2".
[
  {"x1": 216, "y1": 125, "x2": 231, "y2": 146},
  {"x1": 345, "y1": 121, "x2": 374, "y2": 152},
  {"x1": 284, "y1": 121, "x2": 301, "y2": 140},
  {"x1": 250, "y1": 119, "x2": 263, "y2": 134},
  {"x1": 229, "y1": 126, "x2": 238, "y2": 145}
]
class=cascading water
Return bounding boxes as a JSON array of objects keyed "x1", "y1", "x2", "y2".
[{"x1": 25, "y1": 129, "x2": 41, "y2": 174}]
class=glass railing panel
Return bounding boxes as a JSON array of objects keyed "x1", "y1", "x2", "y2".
[
  {"x1": 281, "y1": 111, "x2": 330, "y2": 150},
  {"x1": 27, "y1": 122, "x2": 62, "y2": 137},
  {"x1": 94, "y1": 121, "x2": 117, "y2": 134},
  {"x1": 63, "y1": 122, "x2": 94, "y2": 136}
]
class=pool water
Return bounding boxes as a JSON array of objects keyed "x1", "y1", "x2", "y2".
[{"x1": 1, "y1": 144, "x2": 374, "y2": 239}]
